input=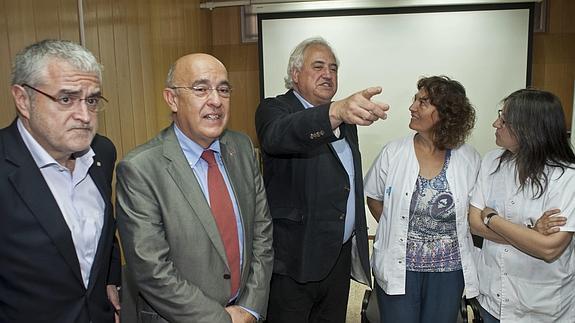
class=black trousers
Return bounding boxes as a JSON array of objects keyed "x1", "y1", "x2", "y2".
[{"x1": 266, "y1": 240, "x2": 352, "y2": 323}]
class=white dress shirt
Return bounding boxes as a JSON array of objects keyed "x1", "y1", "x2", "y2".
[
  {"x1": 470, "y1": 149, "x2": 575, "y2": 322},
  {"x1": 17, "y1": 119, "x2": 104, "y2": 288},
  {"x1": 364, "y1": 134, "x2": 481, "y2": 296}
]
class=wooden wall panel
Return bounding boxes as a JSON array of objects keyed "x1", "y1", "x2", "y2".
[
  {"x1": 532, "y1": 0, "x2": 575, "y2": 130},
  {"x1": 0, "y1": 0, "x2": 79, "y2": 128},
  {"x1": 82, "y1": 0, "x2": 212, "y2": 160},
  {"x1": 211, "y1": 6, "x2": 260, "y2": 145},
  {"x1": 0, "y1": 0, "x2": 211, "y2": 161},
  {"x1": 0, "y1": 0, "x2": 14, "y2": 128}
]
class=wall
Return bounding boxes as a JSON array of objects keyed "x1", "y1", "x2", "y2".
[
  {"x1": 0, "y1": 0, "x2": 573, "y2": 156},
  {"x1": 0, "y1": 0, "x2": 211, "y2": 160},
  {"x1": 212, "y1": 0, "x2": 575, "y2": 142},
  {"x1": 211, "y1": 6, "x2": 261, "y2": 145},
  {"x1": 0, "y1": 0, "x2": 80, "y2": 128},
  {"x1": 532, "y1": 0, "x2": 575, "y2": 130}
]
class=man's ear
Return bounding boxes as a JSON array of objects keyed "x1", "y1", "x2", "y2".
[
  {"x1": 291, "y1": 68, "x2": 299, "y2": 85},
  {"x1": 163, "y1": 88, "x2": 178, "y2": 113},
  {"x1": 11, "y1": 85, "x2": 31, "y2": 119}
]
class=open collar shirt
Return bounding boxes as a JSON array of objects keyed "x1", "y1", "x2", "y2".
[{"x1": 17, "y1": 119, "x2": 104, "y2": 288}]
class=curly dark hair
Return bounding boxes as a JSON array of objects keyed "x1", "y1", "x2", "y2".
[{"x1": 417, "y1": 76, "x2": 476, "y2": 150}]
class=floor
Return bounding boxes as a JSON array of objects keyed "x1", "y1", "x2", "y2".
[
  {"x1": 346, "y1": 279, "x2": 369, "y2": 322},
  {"x1": 344, "y1": 239, "x2": 475, "y2": 323}
]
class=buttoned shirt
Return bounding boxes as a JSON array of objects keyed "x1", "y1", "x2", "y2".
[
  {"x1": 293, "y1": 91, "x2": 356, "y2": 242},
  {"x1": 470, "y1": 149, "x2": 575, "y2": 322},
  {"x1": 17, "y1": 119, "x2": 104, "y2": 288},
  {"x1": 364, "y1": 134, "x2": 480, "y2": 296}
]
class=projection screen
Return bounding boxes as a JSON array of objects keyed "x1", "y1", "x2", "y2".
[{"x1": 258, "y1": 3, "x2": 533, "y2": 173}]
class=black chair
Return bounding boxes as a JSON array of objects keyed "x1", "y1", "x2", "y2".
[
  {"x1": 361, "y1": 289, "x2": 378, "y2": 323},
  {"x1": 460, "y1": 297, "x2": 483, "y2": 323}
]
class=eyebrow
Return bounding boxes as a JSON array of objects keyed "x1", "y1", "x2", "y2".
[
  {"x1": 312, "y1": 59, "x2": 337, "y2": 66},
  {"x1": 414, "y1": 94, "x2": 429, "y2": 101},
  {"x1": 59, "y1": 89, "x2": 102, "y2": 97},
  {"x1": 191, "y1": 79, "x2": 231, "y2": 87}
]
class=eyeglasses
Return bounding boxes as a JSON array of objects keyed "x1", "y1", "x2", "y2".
[
  {"x1": 497, "y1": 109, "x2": 506, "y2": 125},
  {"x1": 22, "y1": 83, "x2": 107, "y2": 113},
  {"x1": 171, "y1": 85, "x2": 232, "y2": 99}
]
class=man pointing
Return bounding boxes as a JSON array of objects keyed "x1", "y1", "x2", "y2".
[{"x1": 255, "y1": 36, "x2": 389, "y2": 323}]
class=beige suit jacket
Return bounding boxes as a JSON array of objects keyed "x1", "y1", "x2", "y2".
[{"x1": 117, "y1": 125, "x2": 273, "y2": 323}]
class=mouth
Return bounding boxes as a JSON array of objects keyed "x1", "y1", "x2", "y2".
[
  {"x1": 70, "y1": 126, "x2": 93, "y2": 132},
  {"x1": 203, "y1": 113, "x2": 222, "y2": 121},
  {"x1": 317, "y1": 81, "x2": 332, "y2": 88}
]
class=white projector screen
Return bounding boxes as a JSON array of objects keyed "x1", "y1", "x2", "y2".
[{"x1": 259, "y1": 4, "x2": 533, "y2": 173}]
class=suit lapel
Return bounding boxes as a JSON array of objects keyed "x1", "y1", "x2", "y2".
[
  {"x1": 161, "y1": 127, "x2": 229, "y2": 265},
  {"x1": 4, "y1": 122, "x2": 84, "y2": 285},
  {"x1": 220, "y1": 134, "x2": 249, "y2": 278}
]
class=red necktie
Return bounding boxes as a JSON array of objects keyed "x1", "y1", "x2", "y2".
[{"x1": 201, "y1": 149, "x2": 240, "y2": 297}]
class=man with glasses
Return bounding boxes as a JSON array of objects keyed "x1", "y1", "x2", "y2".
[
  {"x1": 116, "y1": 53, "x2": 273, "y2": 323},
  {"x1": 0, "y1": 39, "x2": 121, "y2": 322}
]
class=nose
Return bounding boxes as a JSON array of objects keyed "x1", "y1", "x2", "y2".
[
  {"x1": 493, "y1": 117, "x2": 502, "y2": 128},
  {"x1": 321, "y1": 67, "x2": 334, "y2": 79},
  {"x1": 72, "y1": 102, "x2": 92, "y2": 123},
  {"x1": 408, "y1": 102, "x2": 417, "y2": 112},
  {"x1": 206, "y1": 88, "x2": 222, "y2": 107}
]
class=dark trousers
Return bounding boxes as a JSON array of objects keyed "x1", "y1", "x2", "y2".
[
  {"x1": 266, "y1": 240, "x2": 352, "y2": 323},
  {"x1": 480, "y1": 305, "x2": 500, "y2": 323},
  {"x1": 376, "y1": 270, "x2": 464, "y2": 323}
]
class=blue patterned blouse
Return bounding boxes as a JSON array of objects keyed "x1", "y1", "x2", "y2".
[{"x1": 405, "y1": 150, "x2": 462, "y2": 272}]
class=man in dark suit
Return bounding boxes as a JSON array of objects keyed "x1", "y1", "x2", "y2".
[
  {"x1": 255, "y1": 37, "x2": 390, "y2": 323},
  {"x1": 0, "y1": 39, "x2": 121, "y2": 322},
  {"x1": 116, "y1": 53, "x2": 273, "y2": 323}
]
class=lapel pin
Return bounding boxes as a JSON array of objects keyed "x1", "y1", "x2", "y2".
[{"x1": 96, "y1": 161, "x2": 102, "y2": 167}]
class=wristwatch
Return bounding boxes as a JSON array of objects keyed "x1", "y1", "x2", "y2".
[{"x1": 484, "y1": 212, "x2": 497, "y2": 227}]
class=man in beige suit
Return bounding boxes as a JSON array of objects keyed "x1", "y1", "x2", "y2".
[{"x1": 116, "y1": 53, "x2": 273, "y2": 323}]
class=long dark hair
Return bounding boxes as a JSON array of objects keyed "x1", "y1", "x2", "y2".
[{"x1": 497, "y1": 89, "x2": 575, "y2": 198}]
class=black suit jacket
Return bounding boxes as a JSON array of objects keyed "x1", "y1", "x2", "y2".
[
  {"x1": 0, "y1": 119, "x2": 121, "y2": 323},
  {"x1": 255, "y1": 90, "x2": 371, "y2": 283}
]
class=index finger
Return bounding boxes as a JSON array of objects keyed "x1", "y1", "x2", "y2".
[{"x1": 361, "y1": 86, "x2": 383, "y2": 100}]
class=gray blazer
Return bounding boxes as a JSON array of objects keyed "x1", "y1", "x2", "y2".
[{"x1": 116, "y1": 125, "x2": 273, "y2": 323}]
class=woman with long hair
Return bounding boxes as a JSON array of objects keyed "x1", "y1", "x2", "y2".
[
  {"x1": 365, "y1": 76, "x2": 479, "y2": 322},
  {"x1": 469, "y1": 89, "x2": 575, "y2": 322}
]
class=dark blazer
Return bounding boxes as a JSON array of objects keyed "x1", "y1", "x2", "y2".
[
  {"x1": 0, "y1": 119, "x2": 121, "y2": 323},
  {"x1": 255, "y1": 90, "x2": 371, "y2": 284}
]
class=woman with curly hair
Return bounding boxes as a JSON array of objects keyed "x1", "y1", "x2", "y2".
[
  {"x1": 364, "y1": 76, "x2": 479, "y2": 322},
  {"x1": 468, "y1": 89, "x2": 575, "y2": 322}
]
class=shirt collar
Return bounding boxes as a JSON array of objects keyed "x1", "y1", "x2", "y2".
[
  {"x1": 293, "y1": 90, "x2": 314, "y2": 109},
  {"x1": 173, "y1": 123, "x2": 221, "y2": 166}
]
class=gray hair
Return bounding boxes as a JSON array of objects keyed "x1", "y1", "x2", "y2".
[
  {"x1": 284, "y1": 37, "x2": 339, "y2": 89},
  {"x1": 165, "y1": 62, "x2": 176, "y2": 88},
  {"x1": 11, "y1": 39, "x2": 102, "y2": 87}
]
